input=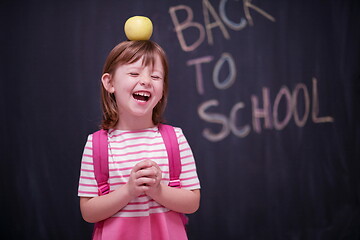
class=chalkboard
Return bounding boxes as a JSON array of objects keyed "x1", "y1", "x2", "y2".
[{"x1": 1, "y1": 0, "x2": 359, "y2": 239}]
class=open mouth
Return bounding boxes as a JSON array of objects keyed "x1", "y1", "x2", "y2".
[{"x1": 133, "y1": 91, "x2": 151, "y2": 102}]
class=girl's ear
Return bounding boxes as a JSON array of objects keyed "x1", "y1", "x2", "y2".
[{"x1": 102, "y1": 73, "x2": 115, "y2": 93}]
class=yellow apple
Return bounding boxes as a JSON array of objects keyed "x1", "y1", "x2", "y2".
[{"x1": 124, "y1": 16, "x2": 153, "y2": 40}]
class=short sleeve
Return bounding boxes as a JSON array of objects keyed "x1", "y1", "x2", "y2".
[
  {"x1": 78, "y1": 134, "x2": 99, "y2": 197},
  {"x1": 175, "y1": 127, "x2": 201, "y2": 190}
]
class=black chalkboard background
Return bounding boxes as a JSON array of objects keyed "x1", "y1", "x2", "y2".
[{"x1": 1, "y1": 0, "x2": 359, "y2": 239}]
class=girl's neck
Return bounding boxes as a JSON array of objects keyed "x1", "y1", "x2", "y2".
[{"x1": 114, "y1": 116, "x2": 156, "y2": 130}]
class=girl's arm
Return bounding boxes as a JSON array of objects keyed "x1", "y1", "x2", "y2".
[
  {"x1": 80, "y1": 160, "x2": 158, "y2": 223},
  {"x1": 147, "y1": 186, "x2": 200, "y2": 214},
  {"x1": 80, "y1": 186, "x2": 133, "y2": 223},
  {"x1": 145, "y1": 161, "x2": 200, "y2": 214}
]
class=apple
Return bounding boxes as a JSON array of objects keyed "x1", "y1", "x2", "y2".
[{"x1": 124, "y1": 16, "x2": 153, "y2": 41}]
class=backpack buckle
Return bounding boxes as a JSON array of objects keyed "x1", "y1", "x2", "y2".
[
  {"x1": 98, "y1": 183, "x2": 110, "y2": 196},
  {"x1": 168, "y1": 179, "x2": 181, "y2": 188}
]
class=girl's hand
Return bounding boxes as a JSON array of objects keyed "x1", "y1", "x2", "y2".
[
  {"x1": 125, "y1": 160, "x2": 160, "y2": 198},
  {"x1": 144, "y1": 161, "x2": 162, "y2": 196},
  {"x1": 125, "y1": 161, "x2": 200, "y2": 215}
]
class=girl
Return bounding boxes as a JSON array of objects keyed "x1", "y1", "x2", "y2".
[{"x1": 78, "y1": 40, "x2": 201, "y2": 239}]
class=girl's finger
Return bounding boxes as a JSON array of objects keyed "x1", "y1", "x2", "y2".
[
  {"x1": 132, "y1": 160, "x2": 152, "y2": 173},
  {"x1": 136, "y1": 168, "x2": 157, "y2": 178},
  {"x1": 135, "y1": 177, "x2": 156, "y2": 186}
]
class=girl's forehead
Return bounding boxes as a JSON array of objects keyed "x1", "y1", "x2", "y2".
[{"x1": 127, "y1": 55, "x2": 164, "y2": 71}]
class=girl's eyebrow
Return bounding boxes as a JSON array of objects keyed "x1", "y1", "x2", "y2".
[
  {"x1": 126, "y1": 65, "x2": 164, "y2": 75},
  {"x1": 125, "y1": 66, "x2": 142, "y2": 71},
  {"x1": 152, "y1": 68, "x2": 164, "y2": 73}
]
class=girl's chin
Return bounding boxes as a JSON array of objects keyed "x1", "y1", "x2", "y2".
[
  {"x1": 128, "y1": 109, "x2": 153, "y2": 118},
  {"x1": 120, "y1": 101, "x2": 158, "y2": 118}
]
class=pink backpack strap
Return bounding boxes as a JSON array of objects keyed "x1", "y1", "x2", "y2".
[
  {"x1": 92, "y1": 129, "x2": 110, "y2": 195},
  {"x1": 159, "y1": 124, "x2": 189, "y2": 225},
  {"x1": 159, "y1": 124, "x2": 181, "y2": 188}
]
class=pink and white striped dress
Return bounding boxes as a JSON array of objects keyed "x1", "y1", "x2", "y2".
[{"x1": 78, "y1": 126, "x2": 201, "y2": 240}]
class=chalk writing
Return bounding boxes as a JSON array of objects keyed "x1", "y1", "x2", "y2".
[
  {"x1": 198, "y1": 79, "x2": 334, "y2": 141},
  {"x1": 169, "y1": 0, "x2": 276, "y2": 51},
  {"x1": 293, "y1": 83, "x2": 310, "y2": 127},
  {"x1": 187, "y1": 52, "x2": 236, "y2": 95},
  {"x1": 202, "y1": 0, "x2": 230, "y2": 45},
  {"x1": 169, "y1": 1, "x2": 333, "y2": 142},
  {"x1": 213, "y1": 52, "x2": 236, "y2": 90},
  {"x1": 169, "y1": 5, "x2": 206, "y2": 52},
  {"x1": 187, "y1": 56, "x2": 214, "y2": 95}
]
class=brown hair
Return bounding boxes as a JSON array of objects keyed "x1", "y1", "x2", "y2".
[{"x1": 100, "y1": 40, "x2": 169, "y2": 130}]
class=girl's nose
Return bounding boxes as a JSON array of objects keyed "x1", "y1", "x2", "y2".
[{"x1": 140, "y1": 76, "x2": 151, "y2": 86}]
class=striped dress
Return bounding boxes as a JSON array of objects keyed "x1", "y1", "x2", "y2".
[{"x1": 78, "y1": 126, "x2": 200, "y2": 239}]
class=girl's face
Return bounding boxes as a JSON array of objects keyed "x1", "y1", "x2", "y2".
[{"x1": 106, "y1": 55, "x2": 164, "y2": 127}]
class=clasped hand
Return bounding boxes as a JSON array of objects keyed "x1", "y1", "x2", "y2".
[{"x1": 126, "y1": 160, "x2": 162, "y2": 198}]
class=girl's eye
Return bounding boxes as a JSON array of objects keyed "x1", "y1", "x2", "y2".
[
  {"x1": 151, "y1": 75, "x2": 161, "y2": 80},
  {"x1": 129, "y1": 72, "x2": 139, "y2": 77}
]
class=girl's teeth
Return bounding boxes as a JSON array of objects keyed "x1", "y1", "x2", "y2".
[{"x1": 133, "y1": 92, "x2": 150, "y2": 101}]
